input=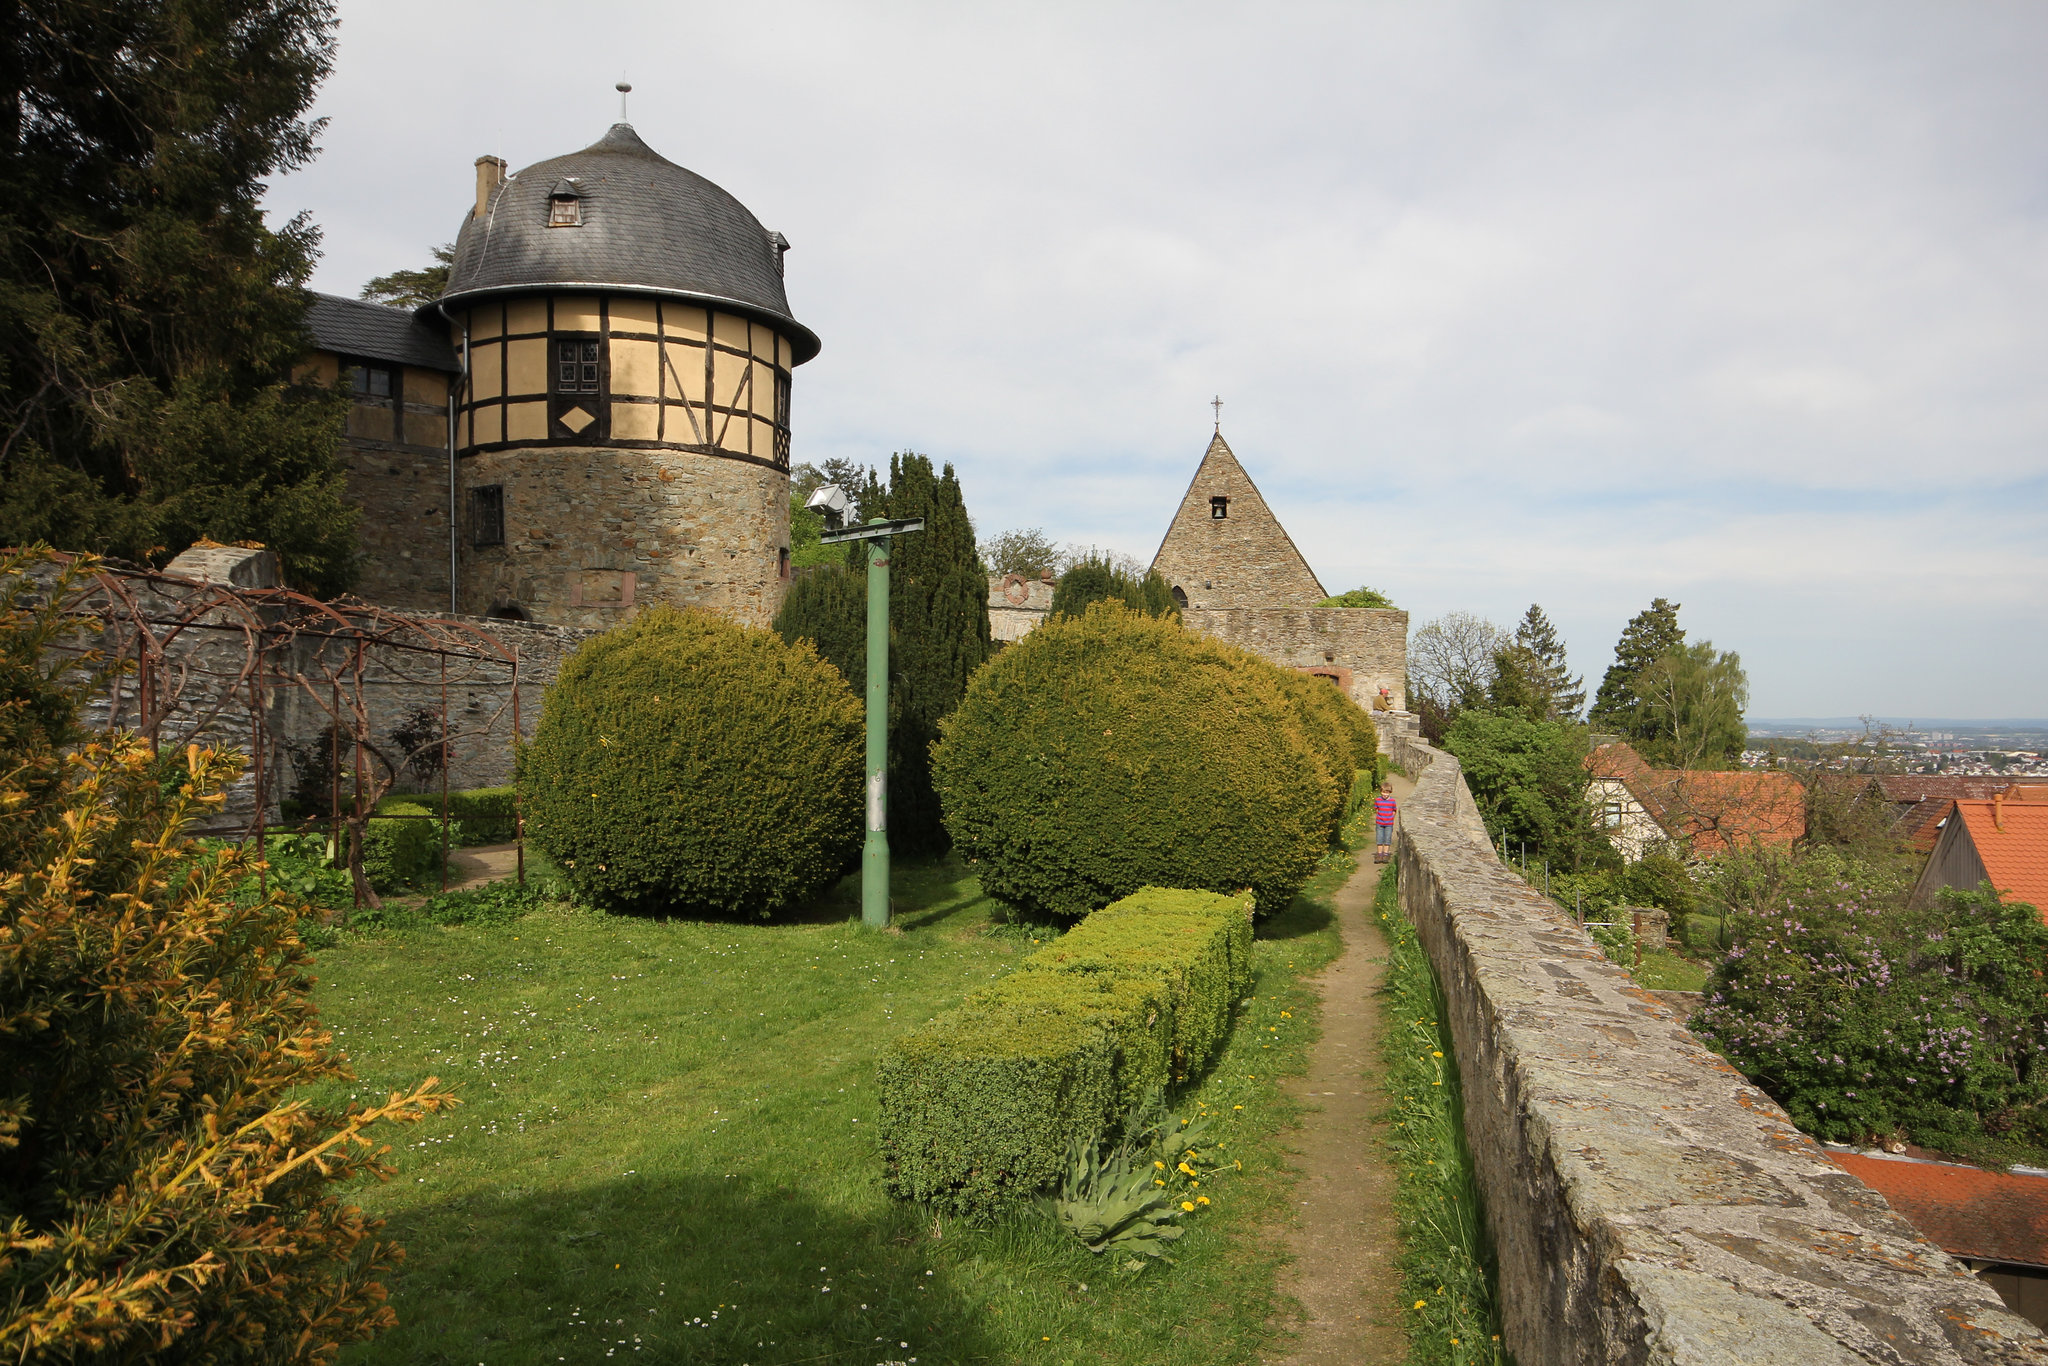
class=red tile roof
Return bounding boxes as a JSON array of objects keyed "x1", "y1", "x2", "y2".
[
  {"x1": 1831, "y1": 1152, "x2": 2048, "y2": 1267},
  {"x1": 1585, "y1": 743, "x2": 1806, "y2": 855},
  {"x1": 1638, "y1": 769, "x2": 1806, "y2": 855},
  {"x1": 1877, "y1": 776, "x2": 2014, "y2": 804},
  {"x1": 1953, "y1": 797, "x2": 2048, "y2": 913},
  {"x1": 1587, "y1": 742, "x2": 1650, "y2": 782}
]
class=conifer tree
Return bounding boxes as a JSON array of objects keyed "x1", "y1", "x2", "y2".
[
  {"x1": 1050, "y1": 557, "x2": 1180, "y2": 621},
  {"x1": 1589, "y1": 597, "x2": 1684, "y2": 740},
  {"x1": 882, "y1": 453, "x2": 993, "y2": 853},
  {"x1": 1514, "y1": 604, "x2": 1585, "y2": 720},
  {"x1": 0, "y1": 0, "x2": 358, "y2": 594},
  {"x1": 773, "y1": 454, "x2": 992, "y2": 854}
]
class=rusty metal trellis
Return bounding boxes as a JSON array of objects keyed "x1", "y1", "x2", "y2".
[{"x1": 29, "y1": 553, "x2": 528, "y2": 913}]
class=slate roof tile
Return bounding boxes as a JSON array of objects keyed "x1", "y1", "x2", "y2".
[
  {"x1": 442, "y1": 123, "x2": 818, "y2": 363},
  {"x1": 306, "y1": 293, "x2": 459, "y2": 373}
]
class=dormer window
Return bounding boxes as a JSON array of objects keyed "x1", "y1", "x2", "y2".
[
  {"x1": 548, "y1": 179, "x2": 583, "y2": 227},
  {"x1": 1211, "y1": 496, "x2": 1230, "y2": 519}
]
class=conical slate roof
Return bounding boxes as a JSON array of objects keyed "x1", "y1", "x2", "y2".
[
  {"x1": 439, "y1": 124, "x2": 819, "y2": 363},
  {"x1": 1149, "y1": 432, "x2": 1325, "y2": 609}
]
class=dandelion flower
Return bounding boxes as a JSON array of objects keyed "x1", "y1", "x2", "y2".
[
  {"x1": 1414, "y1": 1300, "x2": 1427, "y2": 1310},
  {"x1": 1431, "y1": 1050, "x2": 1443, "y2": 1058},
  {"x1": 1181, "y1": 1201, "x2": 1195, "y2": 1212},
  {"x1": 1154, "y1": 1160, "x2": 1165, "y2": 1170},
  {"x1": 1196, "y1": 1196, "x2": 1209, "y2": 1206}
]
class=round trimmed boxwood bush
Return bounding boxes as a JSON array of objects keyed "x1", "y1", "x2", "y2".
[
  {"x1": 1271, "y1": 669, "x2": 1379, "y2": 828},
  {"x1": 932, "y1": 601, "x2": 1336, "y2": 918},
  {"x1": 520, "y1": 607, "x2": 862, "y2": 916}
]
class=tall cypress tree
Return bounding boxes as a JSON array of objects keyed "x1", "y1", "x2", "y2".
[
  {"x1": 1589, "y1": 598, "x2": 1684, "y2": 741},
  {"x1": 773, "y1": 454, "x2": 992, "y2": 855},
  {"x1": 0, "y1": 0, "x2": 357, "y2": 593},
  {"x1": 883, "y1": 453, "x2": 993, "y2": 853}
]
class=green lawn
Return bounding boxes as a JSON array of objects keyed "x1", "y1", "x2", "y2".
[
  {"x1": 315, "y1": 854, "x2": 1352, "y2": 1365},
  {"x1": 1633, "y1": 950, "x2": 1709, "y2": 993}
]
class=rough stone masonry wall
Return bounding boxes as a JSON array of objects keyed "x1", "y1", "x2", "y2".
[
  {"x1": 1382, "y1": 722, "x2": 2048, "y2": 1364},
  {"x1": 1186, "y1": 606, "x2": 1407, "y2": 710},
  {"x1": 460, "y1": 444, "x2": 789, "y2": 630}
]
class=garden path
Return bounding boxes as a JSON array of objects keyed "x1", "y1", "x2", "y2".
[
  {"x1": 1267, "y1": 773, "x2": 1415, "y2": 1366},
  {"x1": 444, "y1": 841, "x2": 520, "y2": 890}
]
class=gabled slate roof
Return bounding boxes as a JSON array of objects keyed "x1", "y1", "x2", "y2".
[
  {"x1": 306, "y1": 293, "x2": 459, "y2": 373},
  {"x1": 440, "y1": 123, "x2": 818, "y2": 364}
]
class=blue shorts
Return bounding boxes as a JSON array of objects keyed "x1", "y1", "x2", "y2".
[{"x1": 1375, "y1": 824, "x2": 1393, "y2": 845}]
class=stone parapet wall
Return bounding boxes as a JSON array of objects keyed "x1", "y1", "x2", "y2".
[
  {"x1": 1382, "y1": 719, "x2": 2046, "y2": 1363},
  {"x1": 1185, "y1": 606, "x2": 1407, "y2": 711}
]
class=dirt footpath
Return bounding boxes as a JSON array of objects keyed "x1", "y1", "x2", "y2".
[{"x1": 1267, "y1": 775, "x2": 1415, "y2": 1365}]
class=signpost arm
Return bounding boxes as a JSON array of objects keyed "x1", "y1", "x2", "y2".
[{"x1": 862, "y1": 521, "x2": 891, "y2": 928}]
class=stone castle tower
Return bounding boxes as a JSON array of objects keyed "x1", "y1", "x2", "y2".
[
  {"x1": 431, "y1": 123, "x2": 819, "y2": 628},
  {"x1": 1149, "y1": 431, "x2": 1325, "y2": 609}
]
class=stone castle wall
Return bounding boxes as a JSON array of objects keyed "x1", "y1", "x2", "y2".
[
  {"x1": 986, "y1": 572, "x2": 1055, "y2": 643},
  {"x1": 1382, "y1": 719, "x2": 2046, "y2": 1362},
  {"x1": 299, "y1": 352, "x2": 459, "y2": 614},
  {"x1": 37, "y1": 551, "x2": 597, "y2": 832},
  {"x1": 459, "y1": 445, "x2": 790, "y2": 629},
  {"x1": 1185, "y1": 606, "x2": 1407, "y2": 710}
]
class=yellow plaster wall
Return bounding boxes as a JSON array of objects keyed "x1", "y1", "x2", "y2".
[
  {"x1": 468, "y1": 306, "x2": 502, "y2": 341},
  {"x1": 554, "y1": 297, "x2": 601, "y2": 331},
  {"x1": 507, "y1": 338, "x2": 547, "y2": 396},
  {"x1": 712, "y1": 311, "x2": 749, "y2": 349},
  {"x1": 662, "y1": 303, "x2": 708, "y2": 341},
  {"x1": 505, "y1": 299, "x2": 546, "y2": 335},
  {"x1": 610, "y1": 338, "x2": 659, "y2": 397},
  {"x1": 506, "y1": 402, "x2": 547, "y2": 442},
  {"x1": 611, "y1": 297, "x2": 658, "y2": 333},
  {"x1": 472, "y1": 405, "x2": 502, "y2": 446},
  {"x1": 611, "y1": 403, "x2": 659, "y2": 441},
  {"x1": 402, "y1": 367, "x2": 445, "y2": 406},
  {"x1": 470, "y1": 343, "x2": 503, "y2": 400}
]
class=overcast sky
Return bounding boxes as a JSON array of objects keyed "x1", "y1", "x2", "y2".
[{"x1": 281, "y1": 1, "x2": 2048, "y2": 720}]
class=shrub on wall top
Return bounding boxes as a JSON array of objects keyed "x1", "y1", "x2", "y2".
[
  {"x1": 931, "y1": 601, "x2": 1334, "y2": 918},
  {"x1": 519, "y1": 607, "x2": 863, "y2": 917}
]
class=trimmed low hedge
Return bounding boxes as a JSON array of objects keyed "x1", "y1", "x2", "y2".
[
  {"x1": 932, "y1": 602, "x2": 1336, "y2": 919},
  {"x1": 877, "y1": 886, "x2": 1254, "y2": 1217},
  {"x1": 362, "y1": 801, "x2": 439, "y2": 891},
  {"x1": 377, "y1": 786, "x2": 518, "y2": 846}
]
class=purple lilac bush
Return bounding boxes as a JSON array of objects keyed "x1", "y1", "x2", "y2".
[{"x1": 1694, "y1": 880, "x2": 2048, "y2": 1148}]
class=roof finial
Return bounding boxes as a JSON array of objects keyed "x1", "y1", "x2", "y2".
[
  {"x1": 616, "y1": 79, "x2": 632, "y2": 123},
  {"x1": 1211, "y1": 394, "x2": 1223, "y2": 433}
]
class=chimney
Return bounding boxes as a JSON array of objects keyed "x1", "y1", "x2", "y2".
[
  {"x1": 474, "y1": 156, "x2": 508, "y2": 219},
  {"x1": 1995, "y1": 791, "x2": 2005, "y2": 831}
]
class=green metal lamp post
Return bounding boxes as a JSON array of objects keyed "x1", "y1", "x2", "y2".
[{"x1": 818, "y1": 509, "x2": 925, "y2": 928}]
